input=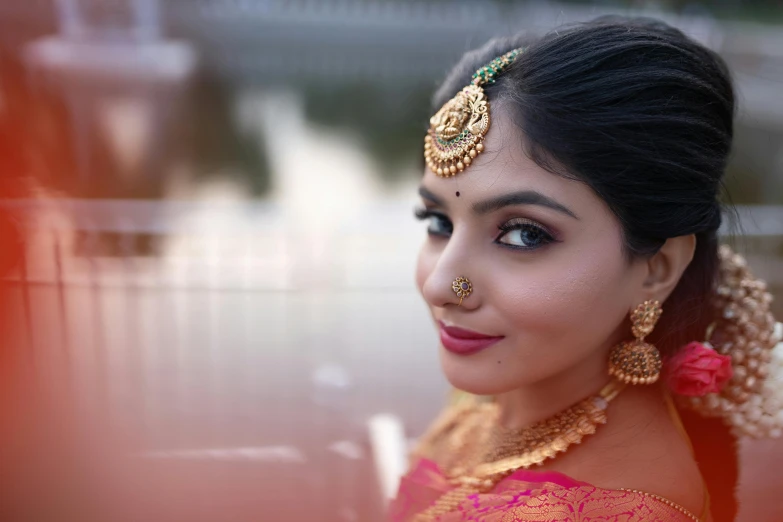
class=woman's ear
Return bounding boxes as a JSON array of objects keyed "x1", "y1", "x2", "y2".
[{"x1": 639, "y1": 234, "x2": 696, "y2": 303}]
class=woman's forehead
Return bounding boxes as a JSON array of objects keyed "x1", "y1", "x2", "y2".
[{"x1": 420, "y1": 144, "x2": 576, "y2": 209}]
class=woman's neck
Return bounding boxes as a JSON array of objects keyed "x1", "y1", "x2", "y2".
[{"x1": 494, "y1": 348, "x2": 611, "y2": 430}]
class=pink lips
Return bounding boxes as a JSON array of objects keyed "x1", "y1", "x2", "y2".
[{"x1": 438, "y1": 321, "x2": 504, "y2": 356}]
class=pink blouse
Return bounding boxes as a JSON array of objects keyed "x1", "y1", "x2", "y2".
[{"x1": 390, "y1": 457, "x2": 707, "y2": 521}]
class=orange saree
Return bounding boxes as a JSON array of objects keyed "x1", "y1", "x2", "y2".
[{"x1": 389, "y1": 458, "x2": 706, "y2": 521}]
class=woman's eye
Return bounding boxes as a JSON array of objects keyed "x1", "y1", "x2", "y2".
[
  {"x1": 414, "y1": 208, "x2": 453, "y2": 237},
  {"x1": 496, "y1": 220, "x2": 554, "y2": 250}
]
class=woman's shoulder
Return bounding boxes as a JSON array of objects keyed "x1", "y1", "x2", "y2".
[
  {"x1": 537, "y1": 398, "x2": 707, "y2": 520},
  {"x1": 493, "y1": 478, "x2": 703, "y2": 521},
  {"x1": 568, "y1": 455, "x2": 706, "y2": 521}
]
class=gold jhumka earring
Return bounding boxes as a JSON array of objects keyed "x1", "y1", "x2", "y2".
[
  {"x1": 424, "y1": 48, "x2": 524, "y2": 178},
  {"x1": 451, "y1": 276, "x2": 473, "y2": 306},
  {"x1": 608, "y1": 300, "x2": 664, "y2": 385}
]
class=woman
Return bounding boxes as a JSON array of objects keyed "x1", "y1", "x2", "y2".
[{"x1": 391, "y1": 16, "x2": 783, "y2": 522}]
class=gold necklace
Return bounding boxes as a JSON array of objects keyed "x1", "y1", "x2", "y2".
[{"x1": 411, "y1": 380, "x2": 625, "y2": 522}]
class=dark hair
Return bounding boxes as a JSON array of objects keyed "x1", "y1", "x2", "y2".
[{"x1": 434, "y1": 16, "x2": 737, "y2": 519}]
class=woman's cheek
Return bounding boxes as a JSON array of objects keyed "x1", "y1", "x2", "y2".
[
  {"x1": 497, "y1": 280, "x2": 565, "y2": 337},
  {"x1": 415, "y1": 246, "x2": 433, "y2": 295},
  {"x1": 498, "y1": 256, "x2": 624, "y2": 344}
]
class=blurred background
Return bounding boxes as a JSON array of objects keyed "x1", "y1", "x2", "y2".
[{"x1": 0, "y1": 1, "x2": 782, "y2": 521}]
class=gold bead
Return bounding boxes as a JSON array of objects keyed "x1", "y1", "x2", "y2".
[
  {"x1": 463, "y1": 155, "x2": 471, "y2": 165},
  {"x1": 469, "y1": 149, "x2": 477, "y2": 158},
  {"x1": 476, "y1": 143, "x2": 484, "y2": 152},
  {"x1": 562, "y1": 429, "x2": 579, "y2": 444},
  {"x1": 437, "y1": 168, "x2": 443, "y2": 176},
  {"x1": 530, "y1": 449, "x2": 543, "y2": 461},
  {"x1": 577, "y1": 419, "x2": 596, "y2": 435},
  {"x1": 449, "y1": 165, "x2": 457, "y2": 174},
  {"x1": 457, "y1": 161, "x2": 465, "y2": 171}
]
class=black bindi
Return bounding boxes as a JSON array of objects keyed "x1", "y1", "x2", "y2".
[{"x1": 456, "y1": 191, "x2": 460, "y2": 197}]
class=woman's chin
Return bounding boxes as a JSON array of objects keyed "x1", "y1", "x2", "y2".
[{"x1": 440, "y1": 352, "x2": 514, "y2": 396}]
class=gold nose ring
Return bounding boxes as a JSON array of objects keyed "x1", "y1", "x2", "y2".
[{"x1": 452, "y1": 276, "x2": 473, "y2": 306}]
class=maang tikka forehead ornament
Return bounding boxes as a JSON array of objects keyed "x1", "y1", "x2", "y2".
[{"x1": 424, "y1": 48, "x2": 525, "y2": 178}]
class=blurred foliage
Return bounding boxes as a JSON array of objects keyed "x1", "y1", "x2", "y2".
[
  {"x1": 0, "y1": 52, "x2": 271, "y2": 199},
  {"x1": 723, "y1": 165, "x2": 765, "y2": 206},
  {"x1": 724, "y1": 123, "x2": 783, "y2": 205},
  {"x1": 178, "y1": 75, "x2": 271, "y2": 196},
  {"x1": 302, "y1": 82, "x2": 432, "y2": 181},
  {"x1": 552, "y1": 0, "x2": 783, "y2": 22}
]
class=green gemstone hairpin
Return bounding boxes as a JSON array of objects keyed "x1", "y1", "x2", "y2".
[{"x1": 424, "y1": 48, "x2": 524, "y2": 178}]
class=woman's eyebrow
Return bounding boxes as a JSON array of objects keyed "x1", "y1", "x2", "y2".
[
  {"x1": 418, "y1": 186, "x2": 446, "y2": 208},
  {"x1": 472, "y1": 190, "x2": 579, "y2": 219}
]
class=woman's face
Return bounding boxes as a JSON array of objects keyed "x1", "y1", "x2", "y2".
[{"x1": 415, "y1": 108, "x2": 649, "y2": 396}]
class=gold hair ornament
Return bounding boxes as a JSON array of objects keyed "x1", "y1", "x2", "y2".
[{"x1": 424, "y1": 48, "x2": 525, "y2": 178}]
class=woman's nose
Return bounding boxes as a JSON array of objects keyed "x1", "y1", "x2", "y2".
[{"x1": 420, "y1": 241, "x2": 479, "y2": 311}]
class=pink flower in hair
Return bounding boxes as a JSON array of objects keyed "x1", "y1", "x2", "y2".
[{"x1": 664, "y1": 342, "x2": 733, "y2": 397}]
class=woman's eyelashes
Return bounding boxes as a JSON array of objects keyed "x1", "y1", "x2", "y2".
[
  {"x1": 414, "y1": 208, "x2": 453, "y2": 237},
  {"x1": 415, "y1": 208, "x2": 556, "y2": 251},
  {"x1": 495, "y1": 218, "x2": 556, "y2": 250}
]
